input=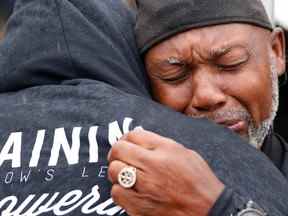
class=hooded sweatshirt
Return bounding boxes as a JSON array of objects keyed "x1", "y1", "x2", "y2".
[{"x1": 0, "y1": 0, "x2": 287, "y2": 215}]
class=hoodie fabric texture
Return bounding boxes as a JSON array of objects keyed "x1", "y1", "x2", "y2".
[{"x1": 0, "y1": 0, "x2": 288, "y2": 215}]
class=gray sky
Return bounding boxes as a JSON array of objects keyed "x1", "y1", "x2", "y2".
[
  {"x1": 275, "y1": 0, "x2": 288, "y2": 29},
  {"x1": 262, "y1": 0, "x2": 288, "y2": 29}
]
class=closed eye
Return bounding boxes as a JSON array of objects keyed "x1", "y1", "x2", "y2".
[
  {"x1": 159, "y1": 66, "x2": 191, "y2": 84},
  {"x1": 217, "y1": 58, "x2": 249, "y2": 72}
]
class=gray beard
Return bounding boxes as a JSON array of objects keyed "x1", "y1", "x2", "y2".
[{"x1": 247, "y1": 56, "x2": 279, "y2": 149}]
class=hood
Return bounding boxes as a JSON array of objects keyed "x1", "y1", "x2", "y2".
[{"x1": 0, "y1": 0, "x2": 150, "y2": 97}]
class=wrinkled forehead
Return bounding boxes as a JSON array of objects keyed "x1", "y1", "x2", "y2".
[{"x1": 146, "y1": 23, "x2": 270, "y2": 61}]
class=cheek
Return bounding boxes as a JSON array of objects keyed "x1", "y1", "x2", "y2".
[
  {"x1": 151, "y1": 80, "x2": 192, "y2": 112},
  {"x1": 226, "y1": 68, "x2": 273, "y2": 125},
  {"x1": 248, "y1": 74, "x2": 273, "y2": 124}
]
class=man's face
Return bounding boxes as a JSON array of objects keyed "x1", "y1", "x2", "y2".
[{"x1": 145, "y1": 24, "x2": 285, "y2": 147}]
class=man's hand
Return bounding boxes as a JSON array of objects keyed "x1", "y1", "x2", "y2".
[{"x1": 108, "y1": 128, "x2": 225, "y2": 216}]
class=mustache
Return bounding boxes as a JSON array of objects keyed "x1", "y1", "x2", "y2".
[{"x1": 187, "y1": 108, "x2": 251, "y2": 123}]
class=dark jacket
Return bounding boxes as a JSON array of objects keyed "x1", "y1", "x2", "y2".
[
  {"x1": 210, "y1": 133, "x2": 288, "y2": 215},
  {"x1": 0, "y1": 0, "x2": 287, "y2": 215},
  {"x1": 262, "y1": 132, "x2": 288, "y2": 178}
]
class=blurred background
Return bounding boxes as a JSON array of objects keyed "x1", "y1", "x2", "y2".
[{"x1": 0, "y1": 0, "x2": 287, "y2": 140}]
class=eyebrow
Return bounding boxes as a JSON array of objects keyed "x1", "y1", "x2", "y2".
[
  {"x1": 150, "y1": 57, "x2": 183, "y2": 70},
  {"x1": 208, "y1": 44, "x2": 249, "y2": 61},
  {"x1": 149, "y1": 44, "x2": 250, "y2": 69}
]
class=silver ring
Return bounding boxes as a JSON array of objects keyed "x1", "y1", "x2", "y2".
[{"x1": 118, "y1": 166, "x2": 137, "y2": 189}]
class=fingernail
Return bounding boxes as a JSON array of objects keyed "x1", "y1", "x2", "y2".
[
  {"x1": 107, "y1": 149, "x2": 112, "y2": 161},
  {"x1": 107, "y1": 170, "x2": 112, "y2": 182}
]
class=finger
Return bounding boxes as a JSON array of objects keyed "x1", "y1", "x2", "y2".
[
  {"x1": 111, "y1": 184, "x2": 143, "y2": 213},
  {"x1": 108, "y1": 140, "x2": 152, "y2": 169},
  {"x1": 108, "y1": 160, "x2": 146, "y2": 192},
  {"x1": 108, "y1": 160, "x2": 127, "y2": 184},
  {"x1": 124, "y1": 128, "x2": 176, "y2": 150}
]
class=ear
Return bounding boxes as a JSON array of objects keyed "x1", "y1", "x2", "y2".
[{"x1": 270, "y1": 28, "x2": 286, "y2": 77}]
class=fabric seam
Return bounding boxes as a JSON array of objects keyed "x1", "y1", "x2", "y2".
[{"x1": 54, "y1": 0, "x2": 77, "y2": 75}]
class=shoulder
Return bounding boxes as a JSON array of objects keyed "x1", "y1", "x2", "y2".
[
  {"x1": 273, "y1": 133, "x2": 288, "y2": 152},
  {"x1": 273, "y1": 133, "x2": 288, "y2": 178}
]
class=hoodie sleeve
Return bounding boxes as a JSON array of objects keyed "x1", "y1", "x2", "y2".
[{"x1": 209, "y1": 188, "x2": 248, "y2": 216}]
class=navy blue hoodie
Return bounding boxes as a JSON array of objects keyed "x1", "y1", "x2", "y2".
[{"x1": 0, "y1": 0, "x2": 287, "y2": 215}]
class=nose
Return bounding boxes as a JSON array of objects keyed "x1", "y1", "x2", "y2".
[{"x1": 187, "y1": 72, "x2": 227, "y2": 113}]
